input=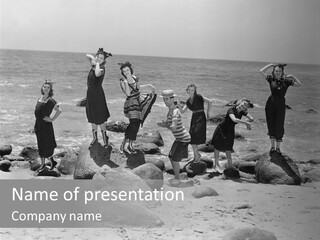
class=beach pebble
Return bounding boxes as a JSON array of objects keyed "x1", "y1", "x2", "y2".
[
  {"x1": 192, "y1": 186, "x2": 218, "y2": 198},
  {"x1": 183, "y1": 161, "x2": 207, "y2": 177},
  {"x1": 222, "y1": 227, "x2": 277, "y2": 240},
  {"x1": 0, "y1": 160, "x2": 11, "y2": 171},
  {"x1": 132, "y1": 163, "x2": 164, "y2": 190},
  {"x1": 134, "y1": 142, "x2": 160, "y2": 154},
  {"x1": 0, "y1": 144, "x2": 12, "y2": 156},
  {"x1": 105, "y1": 120, "x2": 128, "y2": 132}
]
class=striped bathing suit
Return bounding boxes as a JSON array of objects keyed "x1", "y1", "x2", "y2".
[{"x1": 166, "y1": 109, "x2": 191, "y2": 142}]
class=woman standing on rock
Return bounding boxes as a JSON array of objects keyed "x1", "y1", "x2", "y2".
[
  {"x1": 85, "y1": 48, "x2": 112, "y2": 148},
  {"x1": 260, "y1": 63, "x2": 302, "y2": 155},
  {"x1": 119, "y1": 62, "x2": 157, "y2": 154},
  {"x1": 179, "y1": 83, "x2": 212, "y2": 162},
  {"x1": 209, "y1": 99, "x2": 254, "y2": 172},
  {"x1": 32, "y1": 80, "x2": 61, "y2": 171}
]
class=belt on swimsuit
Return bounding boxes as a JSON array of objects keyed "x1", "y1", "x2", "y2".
[{"x1": 192, "y1": 109, "x2": 204, "y2": 114}]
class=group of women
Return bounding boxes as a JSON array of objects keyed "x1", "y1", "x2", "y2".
[{"x1": 32, "y1": 47, "x2": 301, "y2": 172}]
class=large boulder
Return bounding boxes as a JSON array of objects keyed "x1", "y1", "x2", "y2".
[
  {"x1": 85, "y1": 167, "x2": 163, "y2": 227},
  {"x1": 255, "y1": 152, "x2": 301, "y2": 185},
  {"x1": 134, "y1": 142, "x2": 160, "y2": 154},
  {"x1": 222, "y1": 227, "x2": 277, "y2": 240},
  {"x1": 136, "y1": 129, "x2": 164, "y2": 147},
  {"x1": 74, "y1": 142, "x2": 123, "y2": 179},
  {"x1": 0, "y1": 160, "x2": 11, "y2": 171},
  {"x1": 0, "y1": 145, "x2": 12, "y2": 156},
  {"x1": 132, "y1": 163, "x2": 164, "y2": 190}
]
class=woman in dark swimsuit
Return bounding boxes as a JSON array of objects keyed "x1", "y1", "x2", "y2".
[
  {"x1": 260, "y1": 63, "x2": 302, "y2": 155},
  {"x1": 180, "y1": 83, "x2": 212, "y2": 162}
]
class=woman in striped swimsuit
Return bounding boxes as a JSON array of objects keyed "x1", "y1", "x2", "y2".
[{"x1": 119, "y1": 62, "x2": 157, "y2": 154}]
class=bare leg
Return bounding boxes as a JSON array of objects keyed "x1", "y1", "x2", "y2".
[
  {"x1": 191, "y1": 144, "x2": 201, "y2": 162},
  {"x1": 214, "y1": 149, "x2": 223, "y2": 173},
  {"x1": 169, "y1": 159, "x2": 181, "y2": 185},
  {"x1": 226, "y1": 150, "x2": 237, "y2": 170},
  {"x1": 89, "y1": 124, "x2": 98, "y2": 147},
  {"x1": 269, "y1": 138, "x2": 276, "y2": 155}
]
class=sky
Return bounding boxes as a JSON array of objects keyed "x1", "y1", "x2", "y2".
[{"x1": 0, "y1": 0, "x2": 319, "y2": 65}]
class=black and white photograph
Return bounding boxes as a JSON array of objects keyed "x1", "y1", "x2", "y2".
[{"x1": 0, "y1": 0, "x2": 319, "y2": 239}]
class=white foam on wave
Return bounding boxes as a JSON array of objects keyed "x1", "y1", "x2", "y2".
[{"x1": 18, "y1": 84, "x2": 29, "y2": 88}]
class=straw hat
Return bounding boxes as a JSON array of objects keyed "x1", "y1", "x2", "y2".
[{"x1": 161, "y1": 89, "x2": 177, "y2": 98}]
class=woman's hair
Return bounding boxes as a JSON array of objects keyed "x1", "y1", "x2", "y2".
[
  {"x1": 235, "y1": 99, "x2": 254, "y2": 108},
  {"x1": 41, "y1": 80, "x2": 54, "y2": 97},
  {"x1": 95, "y1": 48, "x2": 112, "y2": 65},
  {"x1": 186, "y1": 83, "x2": 198, "y2": 95},
  {"x1": 119, "y1": 61, "x2": 134, "y2": 78},
  {"x1": 272, "y1": 64, "x2": 287, "y2": 79}
]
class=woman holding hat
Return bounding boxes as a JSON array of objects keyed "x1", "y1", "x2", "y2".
[
  {"x1": 32, "y1": 80, "x2": 61, "y2": 171},
  {"x1": 179, "y1": 83, "x2": 212, "y2": 162},
  {"x1": 119, "y1": 61, "x2": 157, "y2": 154},
  {"x1": 85, "y1": 48, "x2": 112, "y2": 148},
  {"x1": 209, "y1": 99, "x2": 254, "y2": 172},
  {"x1": 260, "y1": 63, "x2": 302, "y2": 155}
]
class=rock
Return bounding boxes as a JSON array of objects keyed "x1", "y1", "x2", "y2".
[
  {"x1": 134, "y1": 142, "x2": 160, "y2": 154},
  {"x1": 145, "y1": 158, "x2": 165, "y2": 171},
  {"x1": 0, "y1": 160, "x2": 11, "y2": 171},
  {"x1": 179, "y1": 172, "x2": 188, "y2": 180},
  {"x1": 183, "y1": 161, "x2": 207, "y2": 177},
  {"x1": 29, "y1": 159, "x2": 41, "y2": 171},
  {"x1": 234, "y1": 132, "x2": 245, "y2": 140},
  {"x1": 88, "y1": 142, "x2": 122, "y2": 168},
  {"x1": 58, "y1": 150, "x2": 79, "y2": 175},
  {"x1": 198, "y1": 142, "x2": 215, "y2": 152},
  {"x1": 132, "y1": 163, "x2": 164, "y2": 190},
  {"x1": 306, "y1": 108, "x2": 317, "y2": 114},
  {"x1": 19, "y1": 147, "x2": 39, "y2": 161},
  {"x1": 232, "y1": 160, "x2": 256, "y2": 174},
  {"x1": 136, "y1": 129, "x2": 164, "y2": 147},
  {"x1": 243, "y1": 153, "x2": 266, "y2": 162},
  {"x1": 34, "y1": 167, "x2": 61, "y2": 177},
  {"x1": 285, "y1": 104, "x2": 292, "y2": 110},
  {"x1": 124, "y1": 149, "x2": 146, "y2": 169},
  {"x1": 192, "y1": 186, "x2": 218, "y2": 198},
  {"x1": 165, "y1": 161, "x2": 188, "y2": 175},
  {"x1": 3, "y1": 155, "x2": 25, "y2": 161},
  {"x1": 105, "y1": 120, "x2": 128, "y2": 133},
  {"x1": 199, "y1": 156, "x2": 214, "y2": 168},
  {"x1": 303, "y1": 167, "x2": 320, "y2": 182},
  {"x1": 222, "y1": 227, "x2": 277, "y2": 240},
  {"x1": 10, "y1": 161, "x2": 30, "y2": 169},
  {"x1": 307, "y1": 159, "x2": 320, "y2": 164},
  {"x1": 74, "y1": 142, "x2": 121, "y2": 179},
  {"x1": 255, "y1": 152, "x2": 301, "y2": 185},
  {"x1": 0, "y1": 145, "x2": 12, "y2": 156},
  {"x1": 223, "y1": 168, "x2": 240, "y2": 178},
  {"x1": 208, "y1": 114, "x2": 225, "y2": 124}
]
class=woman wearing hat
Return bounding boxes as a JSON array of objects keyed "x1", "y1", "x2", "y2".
[
  {"x1": 209, "y1": 99, "x2": 254, "y2": 172},
  {"x1": 85, "y1": 48, "x2": 112, "y2": 148},
  {"x1": 119, "y1": 62, "x2": 157, "y2": 154},
  {"x1": 179, "y1": 83, "x2": 212, "y2": 163},
  {"x1": 32, "y1": 81, "x2": 61, "y2": 171},
  {"x1": 260, "y1": 63, "x2": 302, "y2": 155}
]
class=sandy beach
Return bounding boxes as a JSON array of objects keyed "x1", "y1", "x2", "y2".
[{"x1": 1, "y1": 162, "x2": 320, "y2": 240}]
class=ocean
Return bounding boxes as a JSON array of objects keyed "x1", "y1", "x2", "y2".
[{"x1": 0, "y1": 49, "x2": 319, "y2": 162}]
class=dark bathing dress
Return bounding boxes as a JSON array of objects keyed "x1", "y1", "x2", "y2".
[
  {"x1": 186, "y1": 94, "x2": 206, "y2": 145},
  {"x1": 211, "y1": 106, "x2": 247, "y2": 152},
  {"x1": 34, "y1": 98, "x2": 57, "y2": 158},
  {"x1": 86, "y1": 65, "x2": 110, "y2": 125},
  {"x1": 265, "y1": 75, "x2": 294, "y2": 141}
]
